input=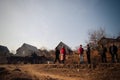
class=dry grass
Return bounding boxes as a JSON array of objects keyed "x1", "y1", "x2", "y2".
[
  {"x1": 0, "y1": 49, "x2": 120, "y2": 80},
  {"x1": 1, "y1": 64, "x2": 120, "y2": 80}
]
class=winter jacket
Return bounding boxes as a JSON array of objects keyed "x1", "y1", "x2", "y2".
[
  {"x1": 78, "y1": 48, "x2": 84, "y2": 54},
  {"x1": 60, "y1": 48, "x2": 66, "y2": 54}
]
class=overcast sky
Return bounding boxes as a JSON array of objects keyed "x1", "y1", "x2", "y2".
[{"x1": 0, "y1": 0, "x2": 120, "y2": 51}]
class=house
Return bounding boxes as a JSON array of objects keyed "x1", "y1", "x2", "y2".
[
  {"x1": 0, "y1": 45, "x2": 10, "y2": 64},
  {"x1": 7, "y1": 43, "x2": 53, "y2": 64},
  {"x1": 56, "y1": 42, "x2": 73, "y2": 54},
  {"x1": 98, "y1": 36, "x2": 120, "y2": 48},
  {"x1": 16, "y1": 43, "x2": 41, "y2": 56},
  {"x1": 0, "y1": 45, "x2": 10, "y2": 55}
]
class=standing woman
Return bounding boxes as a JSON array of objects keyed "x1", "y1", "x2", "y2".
[{"x1": 60, "y1": 46, "x2": 66, "y2": 64}]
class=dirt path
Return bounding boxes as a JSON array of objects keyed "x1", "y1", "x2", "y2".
[
  {"x1": 20, "y1": 64, "x2": 84, "y2": 80},
  {"x1": 1, "y1": 64, "x2": 120, "y2": 80}
]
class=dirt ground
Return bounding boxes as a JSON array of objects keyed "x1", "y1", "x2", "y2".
[{"x1": 0, "y1": 63, "x2": 120, "y2": 80}]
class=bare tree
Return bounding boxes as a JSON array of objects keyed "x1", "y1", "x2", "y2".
[{"x1": 87, "y1": 27, "x2": 106, "y2": 49}]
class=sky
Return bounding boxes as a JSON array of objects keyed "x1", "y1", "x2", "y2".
[{"x1": 0, "y1": 0, "x2": 120, "y2": 52}]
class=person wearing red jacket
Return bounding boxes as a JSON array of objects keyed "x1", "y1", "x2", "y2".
[
  {"x1": 78, "y1": 45, "x2": 84, "y2": 64},
  {"x1": 60, "y1": 46, "x2": 66, "y2": 64}
]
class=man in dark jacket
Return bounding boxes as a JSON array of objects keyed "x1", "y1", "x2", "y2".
[
  {"x1": 100, "y1": 45, "x2": 107, "y2": 63},
  {"x1": 54, "y1": 47, "x2": 60, "y2": 64},
  {"x1": 109, "y1": 44, "x2": 119, "y2": 63},
  {"x1": 86, "y1": 44, "x2": 91, "y2": 64}
]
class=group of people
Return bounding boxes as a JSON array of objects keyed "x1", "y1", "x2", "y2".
[
  {"x1": 100, "y1": 44, "x2": 119, "y2": 63},
  {"x1": 78, "y1": 44, "x2": 119, "y2": 64},
  {"x1": 78, "y1": 44, "x2": 91, "y2": 64},
  {"x1": 54, "y1": 46, "x2": 66, "y2": 64},
  {"x1": 54, "y1": 44, "x2": 119, "y2": 64}
]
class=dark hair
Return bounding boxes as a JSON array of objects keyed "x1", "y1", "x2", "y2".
[{"x1": 87, "y1": 44, "x2": 89, "y2": 46}]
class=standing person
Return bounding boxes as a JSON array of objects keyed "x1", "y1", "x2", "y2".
[
  {"x1": 109, "y1": 44, "x2": 119, "y2": 63},
  {"x1": 54, "y1": 47, "x2": 60, "y2": 64},
  {"x1": 60, "y1": 46, "x2": 66, "y2": 64},
  {"x1": 100, "y1": 45, "x2": 107, "y2": 63},
  {"x1": 86, "y1": 44, "x2": 91, "y2": 64},
  {"x1": 78, "y1": 45, "x2": 84, "y2": 64}
]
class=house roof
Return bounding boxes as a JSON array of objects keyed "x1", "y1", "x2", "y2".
[
  {"x1": 0, "y1": 45, "x2": 10, "y2": 56},
  {"x1": 56, "y1": 42, "x2": 72, "y2": 53},
  {"x1": 16, "y1": 43, "x2": 41, "y2": 56},
  {"x1": 98, "y1": 37, "x2": 120, "y2": 44},
  {"x1": 117, "y1": 36, "x2": 120, "y2": 40}
]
